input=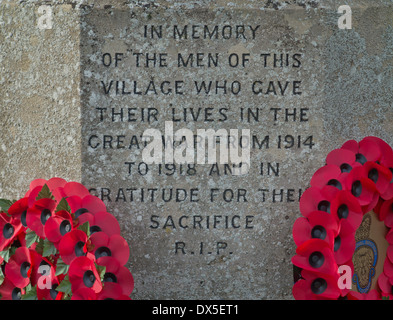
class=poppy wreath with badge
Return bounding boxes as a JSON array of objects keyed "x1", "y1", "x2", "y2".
[
  {"x1": 0, "y1": 178, "x2": 134, "y2": 300},
  {"x1": 292, "y1": 136, "x2": 393, "y2": 300}
]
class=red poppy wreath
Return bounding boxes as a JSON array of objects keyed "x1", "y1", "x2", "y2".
[
  {"x1": 0, "y1": 178, "x2": 134, "y2": 300},
  {"x1": 292, "y1": 136, "x2": 393, "y2": 300}
]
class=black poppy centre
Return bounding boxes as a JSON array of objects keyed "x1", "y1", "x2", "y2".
[
  {"x1": 95, "y1": 246, "x2": 111, "y2": 259},
  {"x1": 311, "y1": 225, "x2": 326, "y2": 240},
  {"x1": 103, "y1": 272, "x2": 117, "y2": 283},
  {"x1": 75, "y1": 241, "x2": 86, "y2": 257},
  {"x1": 311, "y1": 278, "x2": 328, "y2": 294},
  {"x1": 60, "y1": 220, "x2": 72, "y2": 236},
  {"x1": 12, "y1": 287, "x2": 22, "y2": 300},
  {"x1": 74, "y1": 208, "x2": 89, "y2": 218},
  {"x1": 20, "y1": 261, "x2": 31, "y2": 278},
  {"x1": 40, "y1": 209, "x2": 51, "y2": 225},
  {"x1": 309, "y1": 251, "x2": 324, "y2": 268},
  {"x1": 3, "y1": 223, "x2": 14, "y2": 239},
  {"x1": 318, "y1": 200, "x2": 330, "y2": 213},
  {"x1": 83, "y1": 270, "x2": 96, "y2": 288}
]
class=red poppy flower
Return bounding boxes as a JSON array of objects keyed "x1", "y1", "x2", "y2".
[
  {"x1": 325, "y1": 148, "x2": 361, "y2": 173},
  {"x1": 37, "y1": 277, "x2": 63, "y2": 300},
  {"x1": 44, "y1": 210, "x2": 73, "y2": 247},
  {"x1": 62, "y1": 181, "x2": 91, "y2": 198},
  {"x1": 97, "y1": 256, "x2": 134, "y2": 296},
  {"x1": 379, "y1": 198, "x2": 393, "y2": 225},
  {"x1": 337, "y1": 260, "x2": 354, "y2": 297},
  {"x1": 366, "y1": 290, "x2": 381, "y2": 300},
  {"x1": 69, "y1": 256, "x2": 102, "y2": 293},
  {"x1": 97, "y1": 282, "x2": 131, "y2": 300},
  {"x1": 8, "y1": 197, "x2": 28, "y2": 227},
  {"x1": 367, "y1": 137, "x2": 393, "y2": 199},
  {"x1": 364, "y1": 136, "x2": 393, "y2": 163},
  {"x1": 363, "y1": 161, "x2": 392, "y2": 195},
  {"x1": 25, "y1": 178, "x2": 67, "y2": 206},
  {"x1": 89, "y1": 232, "x2": 129, "y2": 266},
  {"x1": 5, "y1": 247, "x2": 32, "y2": 288},
  {"x1": 292, "y1": 269, "x2": 340, "y2": 300},
  {"x1": 382, "y1": 182, "x2": 393, "y2": 202},
  {"x1": 387, "y1": 246, "x2": 393, "y2": 264},
  {"x1": 332, "y1": 221, "x2": 355, "y2": 265},
  {"x1": 50, "y1": 181, "x2": 91, "y2": 205},
  {"x1": 293, "y1": 138, "x2": 393, "y2": 300},
  {"x1": 77, "y1": 211, "x2": 121, "y2": 237},
  {"x1": 26, "y1": 198, "x2": 56, "y2": 239},
  {"x1": 342, "y1": 166, "x2": 378, "y2": 210},
  {"x1": 58, "y1": 229, "x2": 88, "y2": 264},
  {"x1": 66, "y1": 195, "x2": 107, "y2": 218},
  {"x1": 29, "y1": 251, "x2": 51, "y2": 285},
  {"x1": 341, "y1": 137, "x2": 381, "y2": 164},
  {"x1": 0, "y1": 278, "x2": 26, "y2": 300},
  {"x1": 299, "y1": 186, "x2": 339, "y2": 218},
  {"x1": 15, "y1": 231, "x2": 27, "y2": 249},
  {"x1": 330, "y1": 190, "x2": 363, "y2": 232},
  {"x1": 0, "y1": 212, "x2": 23, "y2": 251},
  {"x1": 347, "y1": 289, "x2": 381, "y2": 300},
  {"x1": 310, "y1": 165, "x2": 346, "y2": 190},
  {"x1": 292, "y1": 211, "x2": 338, "y2": 248},
  {"x1": 35, "y1": 177, "x2": 67, "y2": 191},
  {"x1": 26, "y1": 186, "x2": 44, "y2": 208},
  {"x1": 25, "y1": 178, "x2": 47, "y2": 197},
  {"x1": 292, "y1": 239, "x2": 338, "y2": 275},
  {"x1": 377, "y1": 272, "x2": 393, "y2": 299},
  {"x1": 373, "y1": 196, "x2": 385, "y2": 217},
  {"x1": 386, "y1": 228, "x2": 393, "y2": 245},
  {"x1": 45, "y1": 177, "x2": 67, "y2": 201},
  {"x1": 383, "y1": 253, "x2": 393, "y2": 278},
  {"x1": 71, "y1": 287, "x2": 97, "y2": 300},
  {"x1": 0, "y1": 177, "x2": 133, "y2": 301},
  {"x1": 29, "y1": 251, "x2": 63, "y2": 300}
]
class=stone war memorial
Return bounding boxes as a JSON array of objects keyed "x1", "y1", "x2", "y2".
[{"x1": 1, "y1": 0, "x2": 393, "y2": 301}]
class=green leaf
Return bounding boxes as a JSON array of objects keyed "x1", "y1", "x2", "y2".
[
  {"x1": 95, "y1": 263, "x2": 106, "y2": 281},
  {"x1": 0, "y1": 199, "x2": 13, "y2": 213},
  {"x1": 56, "y1": 276, "x2": 72, "y2": 296},
  {"x1": 35, "y1": 238, "x2": 45, "y2": 255},
  {"x1": 0, "y1": 264, "x2": 4, "y2": 286},
  {"x1": 0, "y1": 246, "x2": 15, "y2": 263},
  {"x1": 22, "y1": 284, "x2": 37, "y2": 300},
  {"x1": 55, "y1": 257, "x2": 69, "y2": 276},
  {"x1": 42, "y1": 239, "x2": 57, "y2": 257},
  {"x1": 77, "y1": 221, "x2": 90, "y2": 237},
  {"x1": 0, "y1": 250, "x2": 10, "y2": 263},
  {"x1": 35, "y1": 184, "x2": 54, "y2": 201},
  {"x1": 25, "y1": 230, "x2": 39, "y2": 248},
  {"x1": 55, "y1": 197, "x2": 71, "y2": 213}
]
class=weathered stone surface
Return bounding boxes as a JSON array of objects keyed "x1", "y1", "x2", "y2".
[
  {"x1": 0, "y1": 1, "x2": 81, "y2": 199},
  {"x1": 1, "y1": 0, "x2": 392, "y2": 299}
]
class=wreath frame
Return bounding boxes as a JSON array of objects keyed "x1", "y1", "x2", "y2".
[{"x1": 292, "y1": 136, "x2": 393, "y2": 300}]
